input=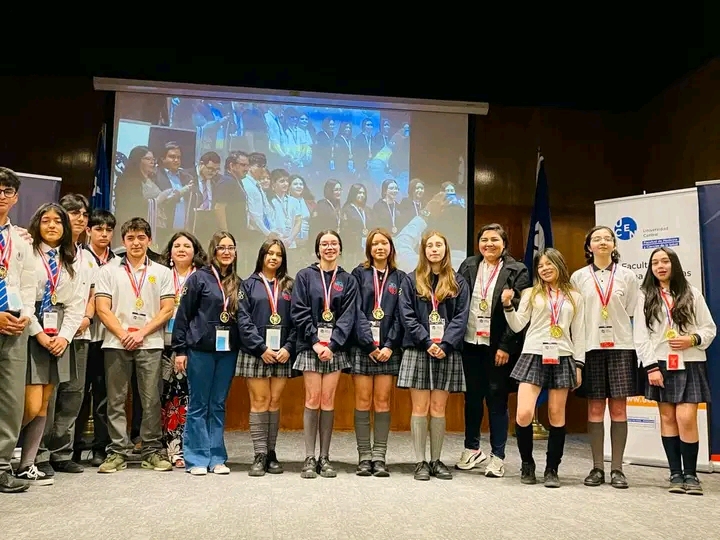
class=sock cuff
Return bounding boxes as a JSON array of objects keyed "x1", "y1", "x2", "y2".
[
  {"x1": 679, "y1": 439, "x2": 700, "y2": 445},
  {"x1": 610, "y1": 420, "x2": 628, "y2": 425},
  {"x1": 549, "y1": 425, "x2": 566, "y2": 432},
  {"x1": 661, "y1": 435, "x2": 681, "y2": 440},
  {"x1": 320, "y1": 409, "x2": 334, "y2": 418},
  {"x1": 354, "y1": 409, "x2": 371, "y2": 417}
]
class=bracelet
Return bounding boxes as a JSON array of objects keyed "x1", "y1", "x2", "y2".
[{"x1": 690, "y1": 334, "x2": 698, "y2": 347}]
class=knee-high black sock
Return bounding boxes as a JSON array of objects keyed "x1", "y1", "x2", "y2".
[
  {"x1": 546, "y1": 425, "x2": 566, "y2": 471},
  {"x1": 303, "y1": 408, "x2": 319, "y2": 458},
  {"x1": 515, "y1": 423, "x2": 534, "y2": 464},
  {"x1": 680, "y1": 440, "x2": 700, "y2": 476},
  {"x1": 661, "y1": 435, "x2": 682, "y2": 476}
]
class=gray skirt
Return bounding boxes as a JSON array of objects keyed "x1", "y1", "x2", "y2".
[
  {"x1": 511, "y1": 353, "x2": 577, "y2": 389},
  {"x1": 350, "y1": 346, "x2": 401, "y2": 376},
  {"x1": 235, "y1": 351, "x2": 298, "y2": 379},
  {"x1": 579, "y1": 348, "x2": 640, "y2": 399},
  {"x1": 292, "y1": 349, "x2": 351, "y2": 374},
  {"x1": 397, "y1": 347, "x2": 466, "y2": 393},
  {"x1": 645, "y1": 361, "x2": 712, "y2": 404},
  {"x1": 27, "y1": 304, "x2": 71, "y2": 385}
]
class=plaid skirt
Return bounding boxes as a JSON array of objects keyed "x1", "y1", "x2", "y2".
[
  {"x1": 292, "y1": 349, "x2": 351, "y2": 374},
  {"x1": 511, "y1": 354, "x2": 577, "y2": 389},
  {"x1": 350, "y1": 347, "x2": 401, "y2": 376},
  {"x1": 235, "y1": 351, "x2": 298, "y2": 379},
  {"x1": 397, "y1": 348, "x2": 466, "y2": 393},
  {"x1": 645, "y1": 361, "x2": 712, "y2": 404},
  {"x1": 577, "y1": 349, "x2": 641, "y2": 400}
]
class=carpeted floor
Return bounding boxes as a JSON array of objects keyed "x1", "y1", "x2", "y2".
[{"x1": 1, "y1": 431, "x2": 717, "y2": 539}]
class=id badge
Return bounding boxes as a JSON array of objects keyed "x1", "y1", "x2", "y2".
[
  {"x1": 266, "y1": 326, "x2": 282, "y2": 350},
  {"x1": 128, "y1": 311, "x2": 147, "y2": 333},
  {"x1": 667, "y1": 350, "x2": 685, "y2": 371},
  {"x1": 215, "y1": 327, "x2": 230, "y2": 352},
  {"x1": 7, "y1": 286, "x2": 21, "y2": 312},
  {"x1": 371, "y1": 321, "x2": 381, "y2": 347},
  {"x1": 167, "y1": 317, "x2": 175, "y2": 334},
  {"x1": 599, "y1": 325, "x2": 615, "y2": 348},
  {"x1": 43, "y1": 309, "x2": 59, "y2": 336},
  {"x1": 542, "y1": 341, "x2": 560, "y2": 365},
  {"x1": 476, "y1": 316, "x2": 491, "y2": 339},
  {"x1": 318, "y1": 324, "x2": 333, "y2": 346},
  {"x1": 429, "y1": 322, "x2": 445, "y2": 344}
]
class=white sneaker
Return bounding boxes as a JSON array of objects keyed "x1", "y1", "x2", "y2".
[
  {"x1": 455, "y1": 448, "x2": 488, "y2": 470},
  {"x1": 212, "y1": 464, "x2": 230, "y2": 475},
  {"x1": 188, "y1": 467, "x2": 207, "y2": 476},
  {"x1": 16, "y1": 464, "x2": 54, "y2": 486},
  {"x1": 484, "y1": 454, "x2": 505, "y2": 477}
]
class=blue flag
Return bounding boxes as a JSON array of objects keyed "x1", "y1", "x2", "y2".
[
  {"x1": 91, "y1": 124, "x2": 110, "y2": 211},
  {"x1": 524, "y1": 151, "x2": 554, "y2": 406}
]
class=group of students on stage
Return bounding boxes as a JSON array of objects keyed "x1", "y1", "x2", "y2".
[{"x1": 0, "y1": 166, "x2": 715, "y2": 496}]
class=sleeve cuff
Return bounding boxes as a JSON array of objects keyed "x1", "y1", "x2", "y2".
[
  {"x1": 58, "y1": 330, "x2": 75, "y2": 343},
  {"x1": 574, "y1": 359, "x2": 585, "y2": 369},
  {"x1": 29, "y1": 321, "x2": 43, "y2": 336},
  {"x1": 644, "y1": 361, "x2": 660, "y2": 373},
  {"x1": 439, "y1": 342, "x2": 452, "y2": 355},
  {"x1": 328, "y1": 340, "x2": 339, "y2": 353},
  {"x1": 175, "y1": 348, "x2": 187, "y2": 357},
  {"x1": 503, "y1": 306, "x2": 515, "y2": 312}
]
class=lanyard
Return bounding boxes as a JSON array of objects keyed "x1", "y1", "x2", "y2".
[
  {"x1": 661, "y1": 289, "x2": 674, "y2": 328},
  {"x1": 124, "y1": 257, "x2": 148, "y2": 303},
  {"x1": 548, "y1": 287, "x2": 565, "y2": 328},
  {"x1": 211, "y1": 266, "x2": 230, "y2": 314},
  {"x1": 480, "y1": 261, "x2": 502, "y2": 300},
  {"x1": 173, "y1": 267, "x2": 195, "y2": 301},
  {"x1": 373, "y1": 267, "x2": 386, "y2": 310},
  {"x1": 92, "y1": 246, "x2": 110, "y2": 265},
  {"x1": 385, "y1": 201, "x2": 396, "y2": 228},
  {"x1": 260, "y1": 273, "x2": 280, "y2": 316},
  {"x1": 588, "y1": 264, "x2": 616, "y2": 314},
  {"x1": 351, "y1": 204, "x2": 366, "y2": 228},
  {"x1": 41, "y1": 251, "x2": 61, "y2": 298},
  {"x1": 320, "y1": 267, "x2": 338, "y2": 313}
]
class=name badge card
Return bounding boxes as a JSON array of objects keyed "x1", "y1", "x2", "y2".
[
  {"x1": 43, "y1": 310, "x2": 59, "y2": 336},
  {"x1": 216, "y1": 327, "x2": 230, "y2": 351},
  {"x1": 266, "y1": 327, "x2": 282, "y2": 350},
  {"x1": 371, "y1": 321, "x2": 381, "y2": 347},
  {"x1": 7, "y1": 287, "x2": 22, "y2": 313},
  {"x1": 128, "y1": 311, "x2": 147, "y2": 333},
  {"x1": 318, "y1": 324, "x2": 333, "y2": 347},
  {"x1": 542, "y1": 341, "x2": 560, "y2": 365},
  {"x1": 667, "y1": 350, "x2": 685, "y2": 371},
  {"x1": 476, "y1": 316, "x2": 491, "y2": 339},
  {"x1": 430, "y1": 322, "x2": 445, "y2": 344},
  {"x1": 599, "y1": 325, "x2": 615, "y2": 348},
  {"x1": 167, "y1": 309, "x2": 177, "y2": 334}
]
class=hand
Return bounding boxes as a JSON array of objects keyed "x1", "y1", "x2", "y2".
[
  {"x1": 369, "y1": 348, "x2": 380, "y2": 363},
  {"x1": 121, "y1": 330, "x2": 144, "y2": 351},
  {"x1": 15, "y1": 316, "x2": 30, "y2": 334},
  {"x1": 318, "y1": 346, "x2": 333, "y2": 362},
  {"x1": 36, "y1": 332, "x2": 53, "y2": 350},
  {"x1": 427, "y1": 343, "x2": 440, "y2": 358},
  {"x1": 76, "y1": 317, "x2": 91, "y2": 336},
  {"x1": 13, "y1": 226, "x2": 32, "y2": 244},
  {"x1": 669, "y1": 336, "x2": 693, "y2": 350},
  {"x1": 648, "y1": 370, "x2": 664, "y2": 388},
  {"x1": 48, "y1": 336, "x2": 68, "y2": 357},
  {"x1": 435, "y1": 347, "x2": 447, "y2": 359},
  {"x1": 175, "y1": 355, "x2": 187, "y2": 374},
  {"x1": 276, "y1": 348, "x2": 290, "y2": 364},
  {"x1": 495, "y1": 349, "x2": 510, "y2": 366},
  {"x1": 574, "y1": 367, "x2": 583, "y2": 390},
  {"x1": 376, "y1": 347, "x2": 392, "y2": 362},
  {"x1": 313, "y1": 342, "x2": 325, "y2": 356},
  {"x1": 0, "y1": 312, "x2": 25, "y2": 335},
  {"x1": 261, "y1": 348, "x2": 278, "y2": 364},
  {"x1": 501, "y1": 288, "x2": 514, "y2": 307}
]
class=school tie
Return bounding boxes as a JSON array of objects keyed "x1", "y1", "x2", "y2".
[
  {"x1": 40, "y1": 248, "x2": 58, "y2": 314},
  {"x1": 0, "y1": 225, "x2": 9, "y2": 311}
]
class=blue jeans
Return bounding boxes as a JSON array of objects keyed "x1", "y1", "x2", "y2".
[{"x1": 183, "y1": 349, "x2": 237, "y2": 470}]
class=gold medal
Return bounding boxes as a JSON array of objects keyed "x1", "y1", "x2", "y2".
[
  {"x1": 362, "y1": 228, "x2": 369, "y2": 236},
  {"x1": 601, "y1": 306, "x2": 609, "y2": 320},
  {"x1": 391, "y1": 227, "x2": 398, "y2": 234},
  {"x1": 135, "y1": 297, "x2": 144, "y2": 309},
  {"x1": 372, "y1": 307, "x2": 385, "y2": 320},
  {"x1": 322, "y1": 309, "x2": 334, "y2": 322},
  {"x1": 429, "y1": 310, "x2": 441, "y2": 324},
  {"x1": 550, "y1": 325, "x2": 563, "y2": 339},
  {"x1": 220, "y1": 311, "x2": 230, "y2": 324},
  {"x1": 175, "y1": 293, "x2": 181, "y2": 306},
  {"x1": 269, "y1": 312, "x2": 281, "y2": 326},
  {"x1": 479, "y1": 299, "x2": 489, "y2": 312},
  {"x1": 666, "y1": 329, "x2": 677, "y2": 339},
  {"x1": 0, "y1": 266, "x2": 7, "y2": 280},
  {"x1": 50, "y1": 293, "x2": 57, "y2": 305}
]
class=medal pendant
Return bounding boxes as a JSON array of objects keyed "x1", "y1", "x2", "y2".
[
  {"x1": 372, "y1": 307, "x2": 385, "y2": 320},
  {"x1": 391, "y1": 227, "x2": 398, "y2": 234},
  {"x1": 322, "y1": 310, "x2": 334, "y2": 322},
  {"x1": 50, "y1": 293, "x2": 57, "y2": 305},
  {"x1": 175, "y1": 293, "x2": 181, "y2": 306},
  {"x1": 550, "y1": 325, "x2": 563, "y2": 339},
  {"x1": 666, "y1": 329, "x2": 677, "y2": 339},
  {"x1": 429, "y1": 310, "x2": 441, "y2": 324},
  {"x1": 601, "y1": 306, "x2": 609, "y2": 320},
  {"x1": 269, "y1": 312, "x2": 282, "y2": 326},
  {"x1": 0, "y1": 266, "x2": 7, "y2": 280},
  {"x1": 479, "y1": 299, "x2": 489, "y2": 312},
  {"x1": 135, "y1": 297, "x2": 144, "y2": 309},
  {"x1": 220, "y1": 311, "x2": 230, "y2": 324},
  {"x1": 362, "y1": 228, "x2": 369, "y2": 236}
]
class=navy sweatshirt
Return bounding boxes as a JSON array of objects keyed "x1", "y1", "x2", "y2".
[
  {"x1": 236, "y1": 272, "x2": 296, "y2": 357},
  {"x1": 399, "y1": 271, "x2": 470, "y2": 354},
  {"x1": 290, "y1": 263, "x2": 358, "y2": 354},
  {"x1": 171, "y1": 265, "x2": 241, "y2": 355},
  {"x1": 351, "y1": 264, "x2": 406, "y2": 354}
]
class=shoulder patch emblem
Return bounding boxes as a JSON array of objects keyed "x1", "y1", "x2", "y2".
[
  {"x1": 148, "y1": 275, "x2": 156, "y2": 284},
  {"x1": 181, "y1": 286, "x2": 188, "y2": 295}
]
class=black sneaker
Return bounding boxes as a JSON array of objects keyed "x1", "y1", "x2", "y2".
[
  {"x1": 0, "y1": 471, "x2": 28, "y2": 493},
  {"x1": 300, "y1": 457, "x2": 317, "y2": 479},
  {"x1": 317, "y1": 456, "x2": 337, "y2": 478},
  {"x1": 610, "y1": 469, "x2": 628, "y2": 489},
  {"x1": 372, "y1": 460, "x2": 389, "y2": 478},
  {"x1": 52, "y1": 460, "x2": 84, "y2": 474},
  {"x1": 583, "y1": 467, "x2": 605, "y2": 487},
  {"x1": 684, "y1": 474, "x2": 703, "y2": 495},
  {"x1": 90, "y1": 452, "x2": 106, "y2": 468},
  {"x1": 35, "y1": 461, "x2": 55, "y2": 478},
  {"x1": 266, "y1": 451, "x2": 283, "y2": 474},
  {"x1": 430, "y1": 460, "x2": 453, "y2": 480},
  {"x1": 356, "y1": 459, "x2": 373, "y2": 477},
  {"x1": 520, "y1": 461, "x2": 537, "y2": 485},
  {"x1": 15, "y1": 465, "x2": 54, "y2": 486},
  {"x1": 248, "y1": 453, "x2": 267, "y2": 477},
  {"x1": 668, "y1": 473, "x2": 685, "y2": 494},
  {"x1": 544, "y1": 468, "x2": 560, "y2": 488},
  {"x1": 413, "y1": 461, "x2": 431, "y2": 481}
]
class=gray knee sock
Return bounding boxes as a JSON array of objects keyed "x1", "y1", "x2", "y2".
[
  {"x1": 588, "y1": 421, "x2": 605, "y2": 470},
  {"x1": 429, "y1": 416, "x2": 446, "y2": 462},
  {"x1": 303, "y1": 407, "x2": 319, "y2": 458},
  {"x1": 267, "y1": 411, "x2": 280, "y2": 453},
  {"x1": 354, "y1": 409, "x2": 372, "y2": 461},
  {"x1": 610, "y1": 421, "x2": 628, "y2": 471},
  {"x1": 20, "y1": 416, "x2": 48, "y2": 469},
  {"x1": 249, "y1": 412, "x2": 269, "y2": 455},
  {"x1": 410, "y1": 415, "x2": 428, "y2": 463},
  {"x1": 372, "y1": 411, "x2": 391, "y2": 462},
  {"x1": 319, "y1": 410, "x2": 335, "y2": 458}
]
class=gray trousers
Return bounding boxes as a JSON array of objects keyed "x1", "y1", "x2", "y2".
[
  {"x1": 37, "y1": 339, "x2": 89, "y2": 464},
  {"x1": 105, "y1": 348, "x2": 162, "y2": 458},
  {"x1": 0, "y1": 333, "x2": 29, "y2": 471}
]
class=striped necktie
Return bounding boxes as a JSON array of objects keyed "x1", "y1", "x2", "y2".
[
  {"x1": 0, "y1": 225, "x2": 9, "y2": 311},
  {"x1": 40, "y1": 248, "x2": 58, "y2": 314}
]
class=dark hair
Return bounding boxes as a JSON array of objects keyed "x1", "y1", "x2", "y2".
[
  {"x1": 162, "y1": 141, "x2": 181, "y2": 159},
  {"x1": 314, "y1": 230, "x2": 342, "y2": 259},
  {"x1": 641, "y1": 247, "x2": 695, "y2": 334},
  {"x1": 208, "y1": 231, "x2": 241, "y2": 314},
  {"x1": 380, "y1": 178, "x2": 399, "y2": 199},
  {"x1": 88, "y1": 209, "x2": 116, "y2": 229},
  {"x1": 270, "y1": 169, "x2": 290, "y2": 185},
  {"x1": 408, "y1": 178, "x2": 425, "y2": 202},
  {"x1": 162, "y1": 231, "x2": 206, "y2": 269},
  {"x1": 59, "y1": 193, "x2": 90, "y2": 213},
  {"x1": 28, "y1": 203, "x2": 76, "y2": 279},
  {"x1": 363, "y1": 228, "x2": 397, "y2": 271},
  {"x1": 476, "y1": 223, "x2": 509, "y2": 257},
  {"x1": 225, "y1": 150, "x2": 249, "y2": 173},
  {"x1": 343, "y1": 183, "x2": 367, "y2": 208},
  {"x1": 289, "y1": 174, "x2": 315, "y2": 202},
  {"x1": 323, "y1": 179, "x2": 341, "y2": 201},
  {"x1": 583, "y1": 225, "x2": 621, "y2": 265},
  {"x1": 0, "y1": 167, "x2": 21, "y2": 191},
  {"x1": 199, "y1": 151, "x2": 221, "y2": 165},
  {"x1": 254, "y1": 239, "x2": 293, "y2": 292},
  {"x1": 124, "y1": 146, "x2": 152, "y2": 179},
  {"x1": 120, "y1": 217, "x2": 152, "y2": 239},
  {"x1": 249, "y1": 152, "x2": 267, "y2": 168}
]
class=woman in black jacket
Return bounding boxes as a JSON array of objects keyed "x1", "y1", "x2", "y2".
[{"x1": 455, "y1": 223, "x2": 530, "y2": 477}]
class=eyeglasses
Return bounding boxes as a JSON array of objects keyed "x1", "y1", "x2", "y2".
[
  {"x1": 319, "y1": 242, "x2": 340, "y2": 249},
  {"x1": 69, "y1": 210, "x2": 89, "y2": 218},
  {"x1": 216, "y1": 246, "x2": 236, "y2": 253},
  {"x1": 0, "y1": 188, "x2": 17, "y2": 198}
]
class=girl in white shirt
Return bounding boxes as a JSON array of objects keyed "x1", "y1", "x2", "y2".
[
  {"x1": 503, "y1": 247, "x2": 584, "y2": 488},
  {"x1": 634, "y1": 247, "x2": 716, "y2": 495},
  {"x1": 570, "y1": 226, "x2": 639, "y2": 489}
]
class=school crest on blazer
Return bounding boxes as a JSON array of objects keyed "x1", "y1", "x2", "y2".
[
  {"x1": 388, "y1": 282, "x2": 398, "y2": 295},
  {"x1": 282, "y1": 291, "x2": 291, "y2": 301},
  {"x1": 333, "y1": 279, "x2": 344, "y2": 292}
]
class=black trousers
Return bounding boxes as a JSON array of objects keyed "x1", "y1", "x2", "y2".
[
  {"x1": 461, "y1": 343, "x2": 512, "y2": 459},
  {"x1": 74, "y1": 342, "x2": 109, "y2": 455}
]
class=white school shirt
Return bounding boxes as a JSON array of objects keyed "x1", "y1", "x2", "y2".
[
  {"x1": 0, "y1": 222, "x2": 36, "y2": 319},
  {"x1": 505, "y1": 288, "x2": 586, "y2": 365},
  {"x1": 95, "y1": 257, "x2": 174, "y2": 350},
  {"x1": 464, "y1": 260, "x2": 503, "y2": 345},
  {"x1": 73, "y1": 246, "x2": 97, "y2": 341},
  {"x1": 27, "y1": 244, "x2": 85, "y2": 342},
  {"x1": 570, "y1": 263, "x2": 638, "y2": 352},
  {"x1": 87, "y1": 248, "x2": 118, "y2": 343},
  {"x1": 633, "y1": 285, "x2": 717, "y2": 369}
]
